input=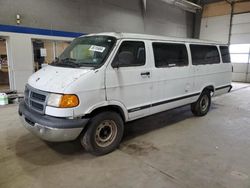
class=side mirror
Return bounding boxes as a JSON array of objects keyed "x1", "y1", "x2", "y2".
[{"x1": 112, "y1": 51, "x2": 134, "y2": 68}]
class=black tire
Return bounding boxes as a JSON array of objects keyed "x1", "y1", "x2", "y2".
[
  {"x1": 80, "y1": 111, "x2": 124, "y2": 156},
  {"x1": 191, "y1": 90, "x2": 211, "y2": 116}
]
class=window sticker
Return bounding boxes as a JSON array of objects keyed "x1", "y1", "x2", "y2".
[{"x1": 89, "y1": 45, "x2": 106, "y2": 53}]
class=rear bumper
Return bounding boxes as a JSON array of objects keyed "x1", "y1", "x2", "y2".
[{"x1": 18, "y1": 101, "x2": 89, "y2": 142}]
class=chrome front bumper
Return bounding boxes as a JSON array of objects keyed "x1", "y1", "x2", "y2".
[{"x1": 18, "y1": 101, "x2": 89, "y2": 142}]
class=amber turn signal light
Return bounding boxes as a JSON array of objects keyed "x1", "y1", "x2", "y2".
[{"x1": 59, "y1": 94, "x2": 79, "y2": 108}]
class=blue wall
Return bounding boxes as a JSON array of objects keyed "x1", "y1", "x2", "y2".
[{"x1": 0, "y1": 24, "x2": 84, "y2": 38}]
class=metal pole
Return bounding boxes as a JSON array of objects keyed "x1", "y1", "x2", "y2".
[
  {"x1": 228, "y1": 2, "x2": 234, "y2": 44},
  {"x1": 192, "y1": 1, "x2": 203, "y2": 39},
  {"x1": 246, "y1": 46, "x2": 250, "y2": 82}
]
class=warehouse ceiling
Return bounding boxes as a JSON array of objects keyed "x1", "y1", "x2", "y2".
[
  {"x1": 160, "y1": 0, "x2": 202, "y2": 12},
  {"x1": 144, "y1": 0, "x2": 249, "y2": 14},
  {"x1": 142, "y1": 0, "x2": 202, "y2": 13}
]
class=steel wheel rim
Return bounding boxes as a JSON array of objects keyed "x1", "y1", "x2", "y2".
[
  {"x1": 95, "y1": 120, "x2": 118, "y2": 147},
  {"x1": 200, "y1": 95, "x2": 209, "y2": 112}
]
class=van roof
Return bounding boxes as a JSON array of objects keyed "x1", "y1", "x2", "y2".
[{"x1": 83, "y1": 32, "x2": 227, "y2": 45}]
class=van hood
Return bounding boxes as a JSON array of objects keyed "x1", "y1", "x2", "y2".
[{"x1": 28, "y1": 65, "x2": 92, "y2": 93}]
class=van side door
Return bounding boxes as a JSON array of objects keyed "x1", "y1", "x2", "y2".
[
  {"x1": 105, "y1": 40, "x2": 153, "y2": 120},
  {"x1": 150, "y1": 42, "x2": 196, "y2": 114}
]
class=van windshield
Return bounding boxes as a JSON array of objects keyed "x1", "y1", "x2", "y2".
[{"x1": 52, "y1": 36, "x2": 116, "y2": 68}]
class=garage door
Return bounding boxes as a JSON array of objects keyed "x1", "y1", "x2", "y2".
[
  {"x1": 231, "y1": 12, "x2": 250, "y2": 44},
  {"x1": 230, "y1": 12, "x2": 250, "y2": 82}
]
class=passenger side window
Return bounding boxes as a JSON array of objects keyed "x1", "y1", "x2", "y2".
[
  {"x1": 190, "y1": 44, "x2": 220, "y2": 65},
  {"x1": 152, "y1": 43, "x2": 188, "y2": 68},
  {"x1": 220, "y1": 46, "x2": 231, "y2": 63},
  {"x1": 113, "y1": 41, "x2": 145, "y2": 67}
]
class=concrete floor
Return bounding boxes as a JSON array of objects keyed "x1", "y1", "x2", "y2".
[{"x1": 0, "y1": 83, "x2": 250, "y2": 188}]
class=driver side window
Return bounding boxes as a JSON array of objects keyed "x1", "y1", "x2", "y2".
[{"x1": 113, "y1": 41, "x2": 146, "y2": 67}]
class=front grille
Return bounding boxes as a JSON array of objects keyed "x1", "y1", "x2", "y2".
[
  {"x1": 30, "y1": 92, "x2": 46, "y2": 102},
  {"x1": 24, "y1": 85, "x2": 48, "y2": 114},
  {"x1": 31, "y1": 101, "x2": 44, "y2": 111}
]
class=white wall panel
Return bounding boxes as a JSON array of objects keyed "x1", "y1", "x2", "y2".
[
  {"x1": 232, "y1": 23, "x2": 250, "y2": 34},
  {"x1": 232, "y1": 63, "x2": 248, "y2": 73},
  {"x1": 232, "y1": 72, "x2": 247, "y2": 82},
  {"x1": 200, "y1": 15, "x2": 230, "y2": 43},
  {"x1": 6, "y1": 35, "x2": 33, "y2": 91},
  {"x1": 231, "y1": 33, "x2": 250, "y2": 44},
  {"x1": 231, "y1": 13, "x2": 250, "y2": 44},
  {"x1": 232, "y1": 13, "x2": 250, "y2": 24},
  {"x1": 247, "y1": 74, "x2": 250, "y2": 82},
  {"x1": 232, "y1": 63, "x2": 250, "y2": 82}
]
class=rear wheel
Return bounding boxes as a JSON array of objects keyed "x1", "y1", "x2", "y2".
[
  {"x1": 80, "y1": 111, "x2": 124, "y2": 156},
  {"x1": 191, "y1": 90, "x2": 211, "y2": 116}
]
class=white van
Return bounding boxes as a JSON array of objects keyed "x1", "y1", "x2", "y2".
[{"x1": 19, "y1": 32, "x2": 232, "y2": 155}]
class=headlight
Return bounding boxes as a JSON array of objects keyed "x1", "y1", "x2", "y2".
[
  {"x1": 47, "y1": 93, "x2": 79, "y2": 108},
  {"x1": 47, "y1": 93, "x2": 63, "y2": 107}
]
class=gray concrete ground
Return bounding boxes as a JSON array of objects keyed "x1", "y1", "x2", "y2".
[{"x1": 0, "y1": 82, "x2": 250, "y2": 188}]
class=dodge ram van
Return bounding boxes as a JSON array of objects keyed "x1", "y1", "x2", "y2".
[{"x1": 19, "y1": 32, "x2": 232, "y2": 155}]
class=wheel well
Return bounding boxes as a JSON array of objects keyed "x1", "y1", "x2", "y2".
[
  {"x1": 86, "y1": 105, "x2": 126, "y2": 122},
  {"x1": 202, "y1": 85, "x2": 214, "y2": 93}
]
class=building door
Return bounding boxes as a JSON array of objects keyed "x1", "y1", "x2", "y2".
[{"x1": 0, "y1": 37, "x2": 9, "y2": 91}]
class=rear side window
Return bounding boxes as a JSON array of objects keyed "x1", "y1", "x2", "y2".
[
  {"x1": 153, "y1": 43, "x2": 188, "y2": 68},
  {"x1": 220, "y1": 46, "x2": 231, "y2": 63},
  {"x1": 190, "y1": 44, "x2": 220, "y2": 65},
  {"x1": 113, "y1": 41, "x2": 145, "y2": 67}
]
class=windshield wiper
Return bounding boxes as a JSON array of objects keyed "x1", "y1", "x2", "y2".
[
  {"x1": 53, "y1": 58, "x2": 80, "y2": 68},
  {"x1": 61, "y1": 57, "x2": 77, "y2": 62},
  {"x1": 76, "y1": 61, "x2": 100, "y2": 67},
  {"x1": 51, "y1": 58, "x2": 80, "y2": 68},
  {"x1": 52, "y1": 58, "x2": 99, "y2": 68},
  {"x1": 53, "y1": 62, "x2": 80, "y2": 68}
]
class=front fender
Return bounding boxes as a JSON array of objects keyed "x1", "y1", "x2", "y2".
[{"x1": 85, "y1": 100, "x2": 128, "y2": 121}]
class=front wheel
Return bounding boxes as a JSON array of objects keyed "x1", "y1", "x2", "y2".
[
  {"x1": 191, "y1": 91, "x2": 211, "y2": 116},
  {"x1": 80, "y1": 111, "x2": 124, "y2": 156}
]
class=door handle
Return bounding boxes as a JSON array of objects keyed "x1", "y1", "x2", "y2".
[{"x1": 141, "y1": 72, "x2": 150, "y2": 76}]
